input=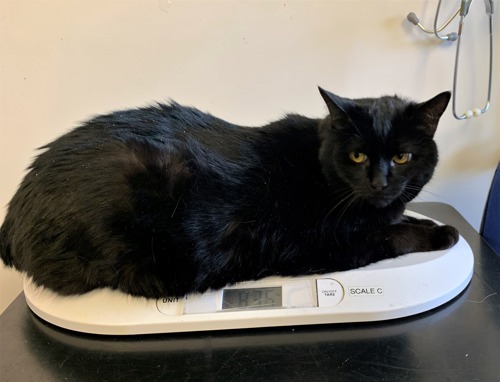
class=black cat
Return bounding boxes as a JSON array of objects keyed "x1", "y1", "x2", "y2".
[{"x1": 0, "y1": 87, "x2": 458, "y2": 298}]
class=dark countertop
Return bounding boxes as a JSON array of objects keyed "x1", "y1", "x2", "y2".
[{"x1": 1, "y1": 202, "x2": 499, "y2": 381}]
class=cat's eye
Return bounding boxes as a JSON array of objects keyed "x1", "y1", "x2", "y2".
[
  {"x1": 392, "y1": 153, "x2": 412, "y2": 164},
  {"x1": 349, "y1": 152, "x2": 368, "y2": 164}
]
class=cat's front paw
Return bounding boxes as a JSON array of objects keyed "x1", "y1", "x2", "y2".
[{"x1": 431, "y1": 225, "x2": 459, "y2": 250}]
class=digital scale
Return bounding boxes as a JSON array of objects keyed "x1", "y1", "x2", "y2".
[{"x1": 23, "y1": 211, "x2": 474, "y2": 335}]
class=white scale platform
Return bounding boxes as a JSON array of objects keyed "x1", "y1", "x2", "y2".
[{"x1": 23, "y1": 211, "x2": 474, "y2": 335}]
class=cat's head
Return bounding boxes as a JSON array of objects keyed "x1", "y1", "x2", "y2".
[{"x1": 318, "y1": 87, "x2": 450, "y2": 209}]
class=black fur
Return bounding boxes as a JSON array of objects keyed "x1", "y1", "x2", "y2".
[{"x1": 0, "y1": 87, "x2": 458, "y2": 298}]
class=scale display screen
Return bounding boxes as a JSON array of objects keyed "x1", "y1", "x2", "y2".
[{"x1": 222, "y1": 287, "x2": 282, "y2": 310}]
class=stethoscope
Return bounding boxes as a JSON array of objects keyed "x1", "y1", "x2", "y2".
[{"x1": 407, "y1": 0, "x2": 494, "y2": 120}]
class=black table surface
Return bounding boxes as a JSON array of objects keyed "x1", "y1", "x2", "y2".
[{"x1": 1, "y1": 202, "x2": 499, "y2": 382}]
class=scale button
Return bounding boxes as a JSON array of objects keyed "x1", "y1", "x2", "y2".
[{"x1": 316, "y1": 278, "x2": 344, "y2": 307}]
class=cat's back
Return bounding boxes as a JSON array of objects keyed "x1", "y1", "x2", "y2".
[
  {"x1": 26, "y1": 102, "x2": 257, "y2": 191},
  {"x1": 46, "y1": 101, "x2": 242, "y2": 149},
  {"x1": 0, "y1": 103, "x2": 252, "y2": 266}
]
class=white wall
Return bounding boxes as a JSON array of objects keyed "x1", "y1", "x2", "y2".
[{"x1": 1, "y1": 0, "x2": 499, "y2": 313}]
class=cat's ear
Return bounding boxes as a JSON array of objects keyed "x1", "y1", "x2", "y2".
[
  {"x1": 415, "y1": 91, "x2": 451, "y2": 135},
  {"x1": 318, "y1": 87, "x2": 354, "y2": 121}
]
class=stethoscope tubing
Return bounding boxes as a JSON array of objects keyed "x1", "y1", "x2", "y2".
[{"x1": 452, "y1": 9, "x2": 493, "y2": 119}]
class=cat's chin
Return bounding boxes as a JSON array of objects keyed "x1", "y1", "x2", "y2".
[{"x1": 365, "y1": 196, "x2": 397, "y2": 209}]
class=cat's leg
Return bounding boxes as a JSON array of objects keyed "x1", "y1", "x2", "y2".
[
  {"x1": 266, "y1": 222, "x2": 459, "y2": 278},
  {"x1": 387, "y1": 222, "x2": 458, "y2": 252},
  {"x1": 346, "y1": 222, "x2": 459, "y2": 268}
]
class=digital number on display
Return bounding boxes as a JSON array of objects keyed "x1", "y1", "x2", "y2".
[{"x1": 222, "y1": 287, "x2": 282, "y2": 310}]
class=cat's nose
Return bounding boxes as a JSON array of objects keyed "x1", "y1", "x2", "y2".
[
  {"x1": 370, "y1": 183, "x2": 388, "y2": 191},
  {"x1": 370, "y1": 176, "x2": 388, "y2": 191},
  {"x1": 370, "y1": 164, "x2": 389, "y2": 191}
]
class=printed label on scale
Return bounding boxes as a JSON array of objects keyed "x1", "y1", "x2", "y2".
[
  {"x1": 348, "y1": 286, "x2": 384, "y2": 296},
  {"x1": 156, "y1": 297, "x2": 184, "y2": 315}
]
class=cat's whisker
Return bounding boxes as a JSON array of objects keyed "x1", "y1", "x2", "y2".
[
  {"x1": 411, "y1": 188, "x2": 445, "y2": 199},
  {"x1": 332, "y1": 193, "x2": 360, "y2": 234},
  {"x1": 403, "y1": 183, "x2": 447, "y2": 200},
  {"x1": 322, "y1": 189, "x2": 356, "y2": 224}
]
